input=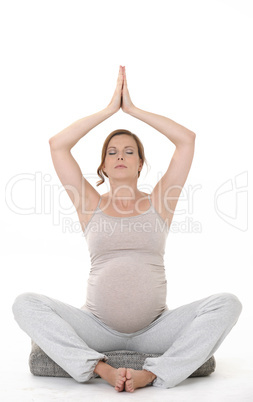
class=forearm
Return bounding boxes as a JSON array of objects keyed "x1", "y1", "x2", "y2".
[
  {"x1": 128, "y1": 106, "x2": 195, "y2": 146},
  {"x1": 49, "y1": 107, "x2": 114, "y2": 151}
]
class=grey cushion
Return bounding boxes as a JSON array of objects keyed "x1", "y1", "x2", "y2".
[{"x1": 29, "y1": 341, "x2": 216, "y2": 379}]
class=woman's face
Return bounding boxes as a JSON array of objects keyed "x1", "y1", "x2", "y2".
[{"x1": 103, "y1": 135, "x2": 142, "y2": 181}]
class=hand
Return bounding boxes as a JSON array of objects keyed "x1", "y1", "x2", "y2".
[
  {"x1": 107, "y1": 65, "x2": 124, "y2": 114},
  {"x1": 121, "y1": 66, "x2": 135, "y2": 114}
]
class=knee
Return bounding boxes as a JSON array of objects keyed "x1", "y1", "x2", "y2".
[
  {"x1": 216, "y1": 292, "x2": 243, "y2": 321},
  {"x1": 12, "y1": 292, "x2": 39, "y2": 322}
]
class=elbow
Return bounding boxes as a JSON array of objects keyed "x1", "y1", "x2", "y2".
[
  {"x1": 184, "y1": 131, "x2": 196, "y2": 145},
  {"x1": 48, "y1": 137, "x2": 54, "y2": 146},
  {"x1": 190, "y1": 131, "x2": 196, "y2": 141},
  {"x1": 48, "y1": 137, "x2": 71, "y2": 152},
  {"x1": 188, "y1": 131, "x2": 196, "y2": 143},
  {"x1": 48, "y1": 137, "x2": 59, "y2": 151},
  {"x1": 182, "y1": 131, "x2": 196, "y2": 147}
]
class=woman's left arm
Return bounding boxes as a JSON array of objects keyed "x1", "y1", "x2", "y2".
[
  {"x1": 121, "y1": 66, "x2": 195, "y2": 145},
  {"x1": 121, "y1": 66, "x2": 196, "y2": 226},
  {"x1": 129, "y1": 106, "x2": 196, "y2": 225},
  {"x1": 128, "y1": 107, "x2": 196, "y2": 145}
]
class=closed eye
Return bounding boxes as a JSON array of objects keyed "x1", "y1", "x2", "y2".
[{"x1": 108, "y1": 151, "x2": 133, "y2": 155}]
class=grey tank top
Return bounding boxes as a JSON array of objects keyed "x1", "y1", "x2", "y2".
[{"x1": 82, "y1": 194, "x2": 170, "y2": 333}]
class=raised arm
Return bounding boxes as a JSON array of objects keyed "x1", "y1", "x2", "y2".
[
  {"x1": 48, "y1": 66, "x2": 124, "y2": 215},
  {"x1": 121, "y1": 66, "x2": 196, "y2": 227},
  {"x1": 49, "y1": 108, "x2": 114, "y2": 151},
  {"x1": 49, "y1": 65, "x2": 125, "y2": 150}
]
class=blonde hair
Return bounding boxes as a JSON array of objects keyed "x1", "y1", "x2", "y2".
[{"x1": 96, "y1": 129, "x2": 148, "y2": 186}]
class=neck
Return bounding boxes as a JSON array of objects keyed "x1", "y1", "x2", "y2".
[{"x1": 108, "y1": 180, "x2": 141, "y2": 202}]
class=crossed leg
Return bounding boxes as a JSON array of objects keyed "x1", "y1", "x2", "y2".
[{"x1": 13, "y1": 292, "x2": 242, "y2": 392}]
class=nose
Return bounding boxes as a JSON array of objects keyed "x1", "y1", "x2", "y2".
[{"x1": 118, "y1": 156, "x2": 123, "y2": 160}]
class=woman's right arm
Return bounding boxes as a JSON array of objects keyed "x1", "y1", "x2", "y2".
[
  {"x1": 48, "y1": 109, "x2": 115, "y2": 216},
  {"x1": 49, "y1": 108, "x2": 114, "y2": 151},
  {"x1": 49, "y1": 65, "x2": 124, "y2": 151},
  {"x1": 48, "y1": 66, "x2": 124, "y2": 216}
]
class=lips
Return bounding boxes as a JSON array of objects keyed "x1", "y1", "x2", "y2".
[{"x1": 115, "y1": 164, "x2": 127, "y2": 168}]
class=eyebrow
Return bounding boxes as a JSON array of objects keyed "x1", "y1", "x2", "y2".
[{"x1": 107, "y1": 146, "x2": 135, "y2": 150}]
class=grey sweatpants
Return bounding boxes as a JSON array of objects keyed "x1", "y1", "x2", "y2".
[{"x1": 12, "y1": 292, "x2": 242, "y2": 388}]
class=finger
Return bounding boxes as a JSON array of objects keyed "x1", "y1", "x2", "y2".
[
  {"x1": 123, "y1": 67, "x2": 127, "y2": 85},
  {"x1": 123, "y1": 74, "x2": 127, "y2": 91},
  {"x1": 117, "y1": 67, "x2": 123, "y2": 83},
  {"x1": 118, "y1": 78, "x2": 123, "y2": 92}
]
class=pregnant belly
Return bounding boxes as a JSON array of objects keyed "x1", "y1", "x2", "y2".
[{"x1": 84, "y1": 262, "x2": 167, "y2": 333}]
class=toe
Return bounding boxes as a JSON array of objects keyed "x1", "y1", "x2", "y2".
[
  {"x1": 119, "y1": 368, "x2": 127, "y2": 378},
  {"x1": 125, "y1": 380, "x2": 133, "y2": 393},
  {"x1": 115, "y1": 383, "x2": 124, "y2": 392}
]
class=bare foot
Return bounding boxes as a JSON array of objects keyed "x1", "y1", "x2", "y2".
[
  {"x1": 125, "y1": 368, "x2": 156, "y2": 392},
  {"x1": 114, "y1": 368, "x2": 127, "y2": 392},
  {"x1": 94, "y1": 361, "x2": 127, "y2": 392}
]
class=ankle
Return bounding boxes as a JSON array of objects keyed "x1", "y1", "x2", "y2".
[
  {"x1": 143, "y1": 369, "x2": 157, "y2": 383},
  {"x1": 94, "y1": 361, "x2": 111, "y2": 376}
]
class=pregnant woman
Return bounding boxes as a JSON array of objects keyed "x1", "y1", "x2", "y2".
[{"x1": 12, "y1": 66, "x2": 242, "y2": 392}]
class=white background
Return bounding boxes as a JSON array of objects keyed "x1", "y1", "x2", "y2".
[{"x1": 1, "y1": 0, "x2": 252, "y2": 400}]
